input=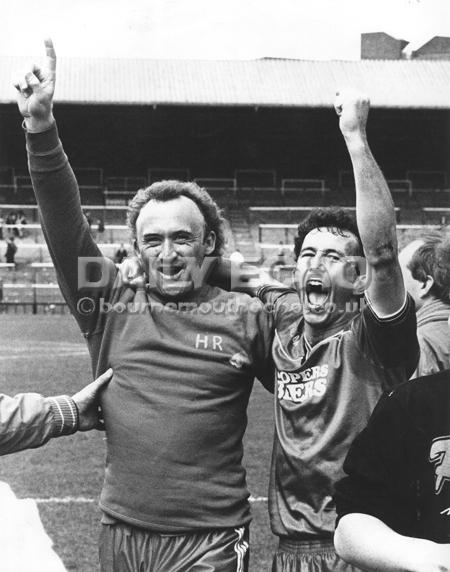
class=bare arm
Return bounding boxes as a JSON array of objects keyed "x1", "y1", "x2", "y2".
[
  {"x1": 335, "y1": 89, "x2": 405, "y2": 316},
  {"x1": 335, "y1": 513, "x2": 450, "y2": 572}
]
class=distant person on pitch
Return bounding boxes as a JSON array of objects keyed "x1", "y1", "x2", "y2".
[
  {"x1": 5, "y1": 236, "x2": 17, "y2": 266},
  {"x1": 113, "y1": 243, "x2": 128, "y2": 264}
]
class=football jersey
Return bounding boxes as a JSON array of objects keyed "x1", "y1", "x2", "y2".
[{"x1": 258, "y1": 287, "x2": 419, "y2": 539}]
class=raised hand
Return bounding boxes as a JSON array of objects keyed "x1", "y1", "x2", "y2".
[
  {"x1": 118, "y1": 256, "x2": 146, "y2": 288},
  {"x1": 334, "y1": 88, "x2": 370, "y2": 140},
  {"x1": 14, "y1": 38, "x2": 56, "y2": 132}
]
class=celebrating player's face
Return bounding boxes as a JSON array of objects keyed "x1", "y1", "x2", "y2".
[
  {"x1": 135, "y1": 196, "x2": 216, "y2": 299},
  {"x1": 295, "y1": 227, "x2": 364, "y2": 327}
]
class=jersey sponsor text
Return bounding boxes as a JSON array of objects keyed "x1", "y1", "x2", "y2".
[{"x1": 277, "y1": 365, "x2": 328, "y2": 402}]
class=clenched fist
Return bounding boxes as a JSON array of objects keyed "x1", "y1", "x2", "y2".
[{"x1": 334, "y1": 89, "x2": 370, "y2": 140}]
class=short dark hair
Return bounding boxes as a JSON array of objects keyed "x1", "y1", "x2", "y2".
[
  {"x1": 408, "y1": 232, "x2": 450, "y2": 303},
  {"x1": 127, "y1": 180, "x2": 226, "y2": 257},
  {"x1": 294, "y1": 207, "x2": 363, "y2": 260}
]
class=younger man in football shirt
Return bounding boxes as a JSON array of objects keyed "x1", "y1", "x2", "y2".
[{"x1": 225, "y1": 90, "x2": 419, "y2": 571}]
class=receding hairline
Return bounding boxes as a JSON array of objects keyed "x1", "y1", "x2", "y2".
[
  {"x1": 135, "y1": 195, "x2": 213, "y2": 239},
  {"x1": 136, "y1": 194, "x2": 207, "y2": 220}
]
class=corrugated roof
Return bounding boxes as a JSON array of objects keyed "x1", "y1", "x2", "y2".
[{"x1": 1, "y1": 56, "x2": 450, "y2": 108}]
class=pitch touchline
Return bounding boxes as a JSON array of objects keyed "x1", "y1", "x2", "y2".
[{"x1": 31, "y1": 495, "x2": 268, "y2": 504}]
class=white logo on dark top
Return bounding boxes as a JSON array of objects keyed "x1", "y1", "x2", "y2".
[
  {"x1": 277, "y1": 364, "x2": 328, "y2": 403},
  {"x1": 229, "y1": 352, "x2": 251, "y2": 369},
  {"x1": 429, "y1": 436, "x2": 450, "y2": 495},
  {"x1": 195, "y1": 334, "x2": 223, "y2": 351}
]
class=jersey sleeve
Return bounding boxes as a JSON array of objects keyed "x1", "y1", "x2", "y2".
[
  {"x1": 243, "y1": 296, "x2": 275, "y2": 392},
  {"x1": 257, "y1": 286, "x2": 301, "y2": 330},
  {"x1": 0, "y1": 393, "x2": 77, "y2": 455},
  {"x1": 355, "y1": 293, "x2": 419, "y2": 377},
  {"x1": 334, "y1": 392, "x2": 414, "y2": 533},
  {"x1": 26, "y1": 124, "x2": 117, "y2": 336}
]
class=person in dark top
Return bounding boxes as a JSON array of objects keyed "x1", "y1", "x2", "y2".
[
  {"x1": 334, "y1": 369, "x2": 450, "y2": 571},
  {"x1": 113, "y1": 243, "x2": 128, "y2": 264},
  {"x1": 5, "y1": 236, "x2": 17, "y2": 265},
  {"x1": 399, "y1": 232, "x2": 450, "y2": 377},
  {"x1": 17, "y1": 209, "x2": 28, "y2": 238},
  {"x1": 5, "y1": 210, "x2": 19, "y2": 237},
  {"x1": 96, "y1": 216, "x2": 105, "y2": 240},
  {"x1": 16, "y1": 38, "x2": 273, "y2": 572},
  {"x1": 84, "y1": 210, "x2": 93, "y2": 228}
]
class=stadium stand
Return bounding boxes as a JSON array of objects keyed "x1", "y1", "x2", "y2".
[
  {"x1": 104, "y1": 176, "x2": 147, "y2": 205},
  {"x1": 0, "y1": 204, "x2": 134, "y2": 225},
  {"x1": 281, "y1": 178, "x2": 328, "y2": 198},
  {"x1": 234, "y1": 169, "x2": 278, "y2": 202},
  {"x1": 405, "y1": 170, "x2": 450, "y2": 207},
  {"x1": 194, "y1": 177, "x2": 237, "y2": 200},
  {"x1": 406, "y1": 170, "x2": 447, "y2": 190},
  {"x1": 0, "y1": 56, "x2": 449, "y2": 309},
  {"x1": 14, "y1": 174, "x2": 34, "y2": 203},
  {"x1": 0, "y1": 167, "x2": 15, "y2": 202},
  {"x1": 387, "y1": 179, "x2": 413, "y2": 200},
  {"x1": 148, "y1": 168, "x2": 191, "y2": 184},
  {"x1": 73, "y1": 167, "x2": 104, "y2": 204},
  {"x1": 338, "y1": 170, "x2": 355, "y2": 188},
  {"x1": 421, "y1": 207, "x2": 450, "y2": 225},
  {"x1": 249, "y1": 205, "x2": 401, "y2": 223},
  {"x1": 257, "y1": 223, "x2": 298, "y2": 245}
]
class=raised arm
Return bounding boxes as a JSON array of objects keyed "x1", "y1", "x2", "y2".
[
  {"x1": 15, "y1": 38, "x2": 57, "y2": 133},
  {"x1": 15, "y1": 40, "x2": 115, "y2": 331},
  {"x1": 335, "y1": 89, "x2": 405, "y2": 316}
]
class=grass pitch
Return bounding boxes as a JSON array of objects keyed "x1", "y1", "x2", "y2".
[{"x1": 0, "y1": 314, "x2": 276, "y2": 571}]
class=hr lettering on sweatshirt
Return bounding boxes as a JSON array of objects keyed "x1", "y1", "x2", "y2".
[
  {"x1": 195, "y1": 334, "x2": 224, "y2": 351},
  {"x1": 276, "y1": 365, "x2": 329, "y2": 403}
]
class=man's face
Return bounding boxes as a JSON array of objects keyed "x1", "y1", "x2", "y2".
[
  {"x1": 135, "y1": 196, "x2": 216, "y2": 299},
  {"x1": 398, "y1": 240, "x2": 425, "y2": 309},
  {"x1": 295, "y1": 227, "x2": 362, "y2": 328}
]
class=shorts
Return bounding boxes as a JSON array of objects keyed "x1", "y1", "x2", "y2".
[
  {"x1": 99, "y1": 521, "x2": 249, "y2": 572},
  {"x1": 271, "y1": 538, "x2": 362, "y2": 572}
]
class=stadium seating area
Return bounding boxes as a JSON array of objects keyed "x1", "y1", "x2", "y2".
[
  {"x1": 1, "y1": 165, "x2": 449, "y2": 209},
  {"x1": 0, "y1": 166, "x2": 449, "y2": 310}
]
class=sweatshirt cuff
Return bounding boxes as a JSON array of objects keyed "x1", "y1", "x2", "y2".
[
  {"x1": 24, "y1": 121, "x2": 61, "y2": 156},
  {"x1": 46, "y1": 395, "x2": 79, "y2": 437}
]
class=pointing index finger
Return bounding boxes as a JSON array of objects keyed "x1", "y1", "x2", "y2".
[{"x1": 44, "y1": 37, "x2": 56, "y2": 78}]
